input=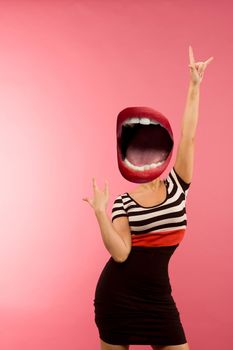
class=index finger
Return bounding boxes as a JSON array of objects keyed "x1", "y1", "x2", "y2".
[
  {"x1": 189, "y1": 45, "x2": 195, "y2": 65},
  {"x1": 92, "y1": 177, "x2": 98, "y2": 191}
]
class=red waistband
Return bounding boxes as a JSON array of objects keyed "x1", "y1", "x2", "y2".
[{"x1": 131, "y1": 229, "x2": 185, "y2": 247}]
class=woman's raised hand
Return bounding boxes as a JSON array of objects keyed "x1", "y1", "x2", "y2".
[
  {"x1": 188, "y1": 45, "x2": 214, "y2": 86},
  {"x1": 83, "y1": 178, "x2": 109, "y2": 212}
]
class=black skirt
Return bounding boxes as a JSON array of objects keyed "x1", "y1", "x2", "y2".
[{"x1": 93, "y1": 244, "x2": 187, "y2": 346}]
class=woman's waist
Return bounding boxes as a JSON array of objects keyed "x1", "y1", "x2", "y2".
[{"x1": 130, "y1": 229, "x2": 185, "y2": 247}]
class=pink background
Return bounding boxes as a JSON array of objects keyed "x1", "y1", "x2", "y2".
[{"x1": 0, "y1": 1, "x2": 232, "y2": 349}]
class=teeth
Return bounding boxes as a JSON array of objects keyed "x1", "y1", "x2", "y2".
[
  {"x1": 139, "y1": 118, "x2": 150, "y2": 125},
  {"x1": 124, "y1": 158, "x2": 165, "y2": 171},
  {"x1": 143, "y1": 164, "x2": 151, "y2": 170},
  {"x1": 123, "y1": 117, "x2": 162, "y2": 127},
  {"x1": 127, "y1": 118, "x2": 140, "y2": 124},
  {"x1": 150, "y1": 120, "x2": 160, "y2": 125}
]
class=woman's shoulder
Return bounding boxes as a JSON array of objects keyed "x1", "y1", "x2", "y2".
[{"x1": 166, "y1": 166, "x2": 191, "y2": 192}]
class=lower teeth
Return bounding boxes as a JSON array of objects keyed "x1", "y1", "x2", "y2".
[{"x1": 124, "y1": 158, "x2": 164, "y2": 171}]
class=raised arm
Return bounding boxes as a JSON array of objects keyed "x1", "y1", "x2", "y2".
[{"x1": 174, "y1": 45, "x2": 214, "y2": 183}]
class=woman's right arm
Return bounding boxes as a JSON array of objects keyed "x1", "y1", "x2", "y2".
[
  {"x1": 83, "y1": 178, "x2": 131, "y2": 263},
  {"x1": 95, "y1": 210, "x2": 131, "y2": 262}
]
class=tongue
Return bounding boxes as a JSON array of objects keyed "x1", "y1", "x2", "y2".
[
  {"x1": 126, "y1": 146, "x2": 166, "y2": 166},
  {"x1": 125, "y1": 126, "x2": 168, "y2": 166}
]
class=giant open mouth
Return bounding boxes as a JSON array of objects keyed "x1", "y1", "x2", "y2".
[{"x1": 116, "y1": 107, "x2": 174, "y2": 183}]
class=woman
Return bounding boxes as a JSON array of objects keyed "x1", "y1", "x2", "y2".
[{"x1": 83, "y1": 46, "x2": 213, "y2": 350}]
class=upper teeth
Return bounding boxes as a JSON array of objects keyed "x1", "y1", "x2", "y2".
[{"x1": 123, "y1": 117, "x2": 162, "y2": 127}]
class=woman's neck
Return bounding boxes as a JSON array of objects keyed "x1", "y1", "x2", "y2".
[{"x1": 138, "y1": 177, "x2": 163, "y2": 192}]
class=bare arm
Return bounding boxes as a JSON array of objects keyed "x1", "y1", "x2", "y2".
[
  {"x1": 94, "y1": 209, "x2": 131, "y2": 262},
  {"x1": 174, "y1": 46, "x2": 213, "y2": 183},
  {"x1": 83, "y1": 178, "x2": 131, "y2": 263},
  {"x1": 174, "y1": 82, "x2": 199, "y2": 183}
]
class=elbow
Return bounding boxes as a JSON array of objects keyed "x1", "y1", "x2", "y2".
[
  {"x1": 114, "y1": 256, "x2": 128, "y2": 263},
  {"x1": 113, "y1": 249, "x2": 131, "y2": 263}
]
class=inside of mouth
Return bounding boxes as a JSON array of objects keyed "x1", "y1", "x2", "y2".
[{"x1": 120, "y1": 124, "x2": 173, "y2": 166}]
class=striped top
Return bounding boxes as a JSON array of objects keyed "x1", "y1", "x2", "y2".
[{"x1": 111, "y1": 167, "x2": 191, "y2": 247}]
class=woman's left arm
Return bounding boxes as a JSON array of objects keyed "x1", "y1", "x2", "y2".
[{"x1": 174, "y1": 46, "x2": 214, "y2": 183}]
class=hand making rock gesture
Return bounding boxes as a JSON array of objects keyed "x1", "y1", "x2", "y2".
[
  {"x1": 188, "y1": 45, "x2": 214, "y2": 85},
  {"x1": 83, "y1": 177, "x2": 109, "y2": 213}
]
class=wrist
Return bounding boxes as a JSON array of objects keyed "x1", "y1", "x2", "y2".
[
  {"x1": 189, "y1": 80, "x2": 200, "y2": 89},
  {"x1": 94, "y1": 207, "x2": 107, "y2": 216}
]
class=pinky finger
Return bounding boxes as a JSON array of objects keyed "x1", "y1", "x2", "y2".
[{"x1": 205, "y1": 56, "x2": 214, "y2": 65}]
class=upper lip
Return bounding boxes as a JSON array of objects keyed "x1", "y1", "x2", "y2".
[{"x1": 117, "y1": 112, "x2": 173, "y2": 140}]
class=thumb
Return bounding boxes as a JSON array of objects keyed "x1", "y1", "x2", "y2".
[{"x1": 82, "y1": 197, "x2": 91, "y2": 205}]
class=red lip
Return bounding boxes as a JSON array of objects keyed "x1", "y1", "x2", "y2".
[{"x1": 116, "y1": 106, "x2": 174, "y2": 183}]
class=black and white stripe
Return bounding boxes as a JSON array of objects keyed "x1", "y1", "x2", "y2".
[{"x1": 111, "y1": 167, "x2": 191, "y2": 234}]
